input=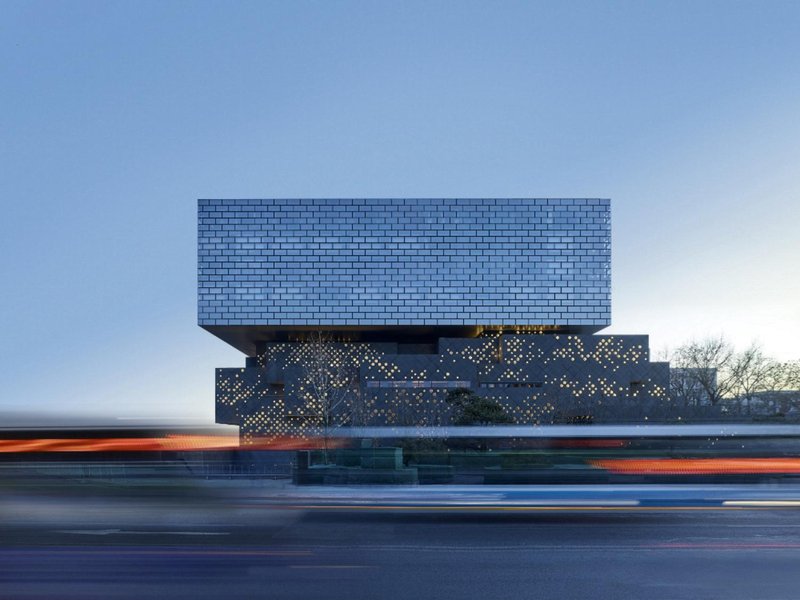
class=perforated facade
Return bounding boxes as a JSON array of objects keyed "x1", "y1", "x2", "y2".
[
  {"x1": 199, "y1": 198, "x2": 669, "y2": 436},
  {"x1": 216, "y1": 334, "x2": 670, "y2": 441}
]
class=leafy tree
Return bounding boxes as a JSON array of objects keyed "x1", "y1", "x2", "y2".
[{"x1": 445, "y1": 388, "x2": 514, "y2": 425}]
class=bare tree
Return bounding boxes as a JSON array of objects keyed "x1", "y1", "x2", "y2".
[
  {"x1": 758, "y1": 359, "x2": 800, "y2": 414},
  {"x1": 783, "y1": 361, "x2": 800, "y2": 414},
  {"x1": 787, "y1": 361, "x2": 800, "y2": 389},
  {"x1": 668, "y1": 368, "x2": 708, "y2": 409},
  {"x1": 299, "y1": 332, "x2": 361, "y2": 463},
  {"x1": 671, "y1": 336, "x2": 736, "y2": 406},
  {"x1": 764, "y1": 360, "x2": 800, "y2": 391},
  {"x1": 729, "y1": 344, "x2": 783, "y2": 414},
  {"x1": 670, "y1": 338, "x2": 800, "y2": 416}
]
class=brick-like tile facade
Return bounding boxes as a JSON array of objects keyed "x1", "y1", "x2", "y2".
[{"x1": 198, "y1": 199, "x2": 610, "y2": 327}]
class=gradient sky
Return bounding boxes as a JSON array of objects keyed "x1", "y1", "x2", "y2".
[{"x1": 2, "y1": 1, "x2": 799, "y2": 422}]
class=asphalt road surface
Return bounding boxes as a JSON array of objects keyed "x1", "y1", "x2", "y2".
[{"x1": 3, "y1": 490, "x2": 800, "y2": 599}]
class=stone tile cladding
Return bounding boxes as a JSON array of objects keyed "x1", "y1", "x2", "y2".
[{"x1": 198, "y1": 199, "x2": 611, "y2": 327}]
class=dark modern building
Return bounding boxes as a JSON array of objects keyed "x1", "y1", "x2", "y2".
[{"x1": 199, "y1": 199, "x2": 669, "y2": 442}]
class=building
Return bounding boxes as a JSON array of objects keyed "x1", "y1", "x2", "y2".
[
  {"x1": 198, "y1": 198, "x2": 669, "y2": 442},
  {"x1": 669, "y1": 368, "x2": 718, "y2": 407}
]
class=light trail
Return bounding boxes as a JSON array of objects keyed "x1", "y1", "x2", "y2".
[
  {"x1": 0, "y1": 434, "x2": 333, "y2": 453},
  {"x1": 590, "y1": 458, "x2": 800, "y2": 475}
]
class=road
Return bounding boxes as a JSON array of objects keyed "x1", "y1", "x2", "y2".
[{"x1": 3, "y1": 487, "x2": 800, "y2": 599}]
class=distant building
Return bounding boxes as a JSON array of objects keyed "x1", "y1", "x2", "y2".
[
  {"x1": 670, "y1": 368, "x2": 717, "y2": 407},
  {"x1": 198, "y1": 199, "x2": 669, "y2": 441},
  {"x1": 742, "y1": 390, "x2": 800, "y2": 417}
]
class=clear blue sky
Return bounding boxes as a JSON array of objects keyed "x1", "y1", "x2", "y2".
[{"x1": 2, "y1": 1, "x2": 799, "y2": 421}]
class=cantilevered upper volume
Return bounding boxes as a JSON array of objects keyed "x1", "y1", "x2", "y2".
[{"x1": 198, "y1": 198, "x2": 611, "y2": 354}]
